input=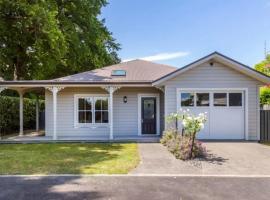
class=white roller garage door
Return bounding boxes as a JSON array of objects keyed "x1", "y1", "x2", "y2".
[{"x1": 178, "y1": 89, "x2": 245, "y2": 139}]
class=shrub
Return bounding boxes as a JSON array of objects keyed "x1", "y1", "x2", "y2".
[
  {"x1": 0, "y1": 96, "x2": 44, "y2": 135},
  {"x1": 260, "y1": 87, "x2": 270, "y2": 105},
  {"x1": 160, "y1": 129, "x2": 177, "y2": 146},
  {"x1": 161, "y1": 130, "x2": 207, "y2": 160}
]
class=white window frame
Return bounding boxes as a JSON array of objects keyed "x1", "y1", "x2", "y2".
[
  {"x1": 74, "y1": 94, "x2": 109, "y2": 128},
  {"x1": 94, "y1": 97, "x2": 109, "y2": 124}
]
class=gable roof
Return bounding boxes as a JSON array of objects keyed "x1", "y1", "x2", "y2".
[
  {"x1": 152, "y1": 51, "x2": 270, "y2": 85},
  {"x1": 1, "y1": 52, "x2": 269, "y2": 87},
  {"x1": 54, "y1": 59, "x2": 176, "y2": 83}
]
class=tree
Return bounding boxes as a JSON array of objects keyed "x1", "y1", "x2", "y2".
[
  {"x1": 0, "y1": 0, "x2": 120, "y2": 80},
  {"x1": 255, "y1": 54, "x2": 270, "y2": 76},
  {"x1": 255, "y1": 54, "x2": 270, "y2": 105}
]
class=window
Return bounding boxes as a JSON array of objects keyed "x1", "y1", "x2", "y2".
[
  {"x1": 196, "y1": 93, "x2": 209, "y2": 106},
  {"x1": 111, "y1": 70, "x2": 126, "y2": 76},
  {"x1": 78, "y1": 98, "x2": 92, "y2": 123},
  {"x1": 76, "y1": 96, "x2": 109, "y2": 125},
  {"x1": 181, "y1": 93, "x2": 194, "y2": 106},
  {"x1": 229, "y1": 93, "x2": 242, "y2": 106},
  {"x1": 214, "y1": 93, "x2": 227, "y2": 106},
  {"x1": 95, "y1": 97, "x2": 109, "y2": 123}
]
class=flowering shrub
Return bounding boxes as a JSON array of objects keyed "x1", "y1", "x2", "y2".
[
  {"x1": 161, "y1": 131, "x2": 206, "y2": 160},
  {"x1": 161, "y1": 109, "x2": 207, "y2": 160},
  {"x1": 181, "y1": 110, "x2": 207, "y2": 135}
]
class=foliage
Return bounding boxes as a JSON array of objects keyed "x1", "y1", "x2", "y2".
[
  {"x1": 163, "y1": 109, "x2": 207, "y2": 160},
  {"x1": 0, "y1": 143, "x2": 139, "y2": 174},
  {"x1": 166, "y1": 112, "x2": 183, "y2": 131},
  {"x1": 260, "y1": 87, "x2": 270, "y2": 105},
  {"x1": 255, "y1": 54, "x2": 270, "y2": 105},
  {"x1": 0, "y1": 0, "x2": 120, "y2": 80},
  {"x1": 161, "y1": 131, "x2": 206, "y2": 160},
  {"x1": 255, "y1": 54, "x2": 270, "y2": 76},
  {"x1": 160, "y1": 129, "x2": 177, "y2": 146},
  {"x1": 181, "y1": 110, "x2": 207, "y2": 135},
  {"x1": 0, "y1": 96, "x2": 44, "y2": 135}
]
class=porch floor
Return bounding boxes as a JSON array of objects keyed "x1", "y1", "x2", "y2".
[{"x1": 0, "y1": 132, "x2": 160, "y2": 143}]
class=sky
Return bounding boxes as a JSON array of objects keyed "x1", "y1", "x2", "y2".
[{"x1": 101, "y1": 0, "x2": 270, "y2": 68}]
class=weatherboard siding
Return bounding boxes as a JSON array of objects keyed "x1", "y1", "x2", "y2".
[
  {"x1": 45, "y1": 87, "x2": 163, "y2": 137},
  {"x1": 163, "y1": 62, "x2": 261, "y2": 140}
]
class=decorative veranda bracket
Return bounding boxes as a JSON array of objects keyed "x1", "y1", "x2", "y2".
[
  {"x1": 155, "y1": 86, "x2": 164, "y2": 93},
  {"x1": 101, "y1": 86, "x2": 121, "y2": 93},
  {"x1": 0, "y1": 87, "x2": 7, "y2": 93},
  {"x1": 45, "y1": 86, "x2": 65, "y2": 94}
]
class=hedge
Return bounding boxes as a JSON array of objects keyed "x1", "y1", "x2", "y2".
[{"x1": 0, "y1": 96, "x2": 44, "y2": 135}]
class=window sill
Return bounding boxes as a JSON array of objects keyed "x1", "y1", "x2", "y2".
[{"x1": 74, "y1": 124, "x2": 110, "y2": 129}]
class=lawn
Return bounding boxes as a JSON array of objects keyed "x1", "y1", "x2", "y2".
[{"x1": 0, "y1": 143, "x2": 139, "y2": 175}]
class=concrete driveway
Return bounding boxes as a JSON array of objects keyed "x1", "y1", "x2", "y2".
[{"x1": 131, "y1": 142, "x2": 270, "y2": 175}]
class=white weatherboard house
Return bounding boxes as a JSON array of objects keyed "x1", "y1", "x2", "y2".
[{"x1": 1, "y1": 52, "x2": 270, "y2": 141}]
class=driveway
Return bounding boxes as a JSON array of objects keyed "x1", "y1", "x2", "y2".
[
  {"x1": 1, "y1": 176, "x2": 270, "y2": 200},
  {"x1": 131, "y1": 142, "x2": 270, "y2": 175}
]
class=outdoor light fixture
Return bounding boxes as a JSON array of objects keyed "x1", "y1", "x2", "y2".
[{"x1": 123, "y1": 96, "x2": 127, "y2": 103}]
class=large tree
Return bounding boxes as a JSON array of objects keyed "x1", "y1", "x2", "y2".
[
  {"x1": 255, "y1": 54, "x2": 270, "y2": 76},
  {"x1": 255, "y1": 54, "x2": 270, "y2": 105},
  {"x1": 0, "y1": 0, "x2": 120, "y2": 80}
]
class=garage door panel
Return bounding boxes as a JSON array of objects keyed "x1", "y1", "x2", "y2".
[{"x1": 211, "y1": 108, "x2": 244, "y2": 139}]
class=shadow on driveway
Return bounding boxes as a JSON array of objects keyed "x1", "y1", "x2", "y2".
[{"x1": 0, "y1": 176, "x2": 104, "y2": 200}]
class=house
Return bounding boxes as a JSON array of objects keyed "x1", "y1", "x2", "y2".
[{"x1": 1, "y1": 52, "x2": 270, "y2": 141}]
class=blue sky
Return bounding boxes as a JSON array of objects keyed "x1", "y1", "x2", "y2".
[{"x1": 101, "y1": 0, "x2": 270, "y2": 68}]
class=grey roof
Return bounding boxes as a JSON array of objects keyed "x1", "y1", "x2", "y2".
[{"x1": 54, "y1": 59, "x2": 176, "y2": 83}]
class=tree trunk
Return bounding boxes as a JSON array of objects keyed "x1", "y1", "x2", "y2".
[{"x1": 189, "y1": 132, "x2": 196, "y2": 159}]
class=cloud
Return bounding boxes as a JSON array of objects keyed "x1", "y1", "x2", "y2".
[{"x1": 123, "y1": 51, "x2": 189, "y2": 62}]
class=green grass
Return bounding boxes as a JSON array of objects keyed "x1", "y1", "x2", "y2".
[{"x1": 0, "y1": 143, "x2": 139, "y2": 175}]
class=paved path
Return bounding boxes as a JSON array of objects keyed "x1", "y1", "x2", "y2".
[
  {"x1": 131, "y1": 142, "x2": 270, "y2": 175},
  {"x1": 0, "y1": 176, "x2": 270, "y2": 200}
]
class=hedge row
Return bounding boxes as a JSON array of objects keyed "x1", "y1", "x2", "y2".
[{"x1": 0, "y1": 96, "x2": 44, "y2": 135}]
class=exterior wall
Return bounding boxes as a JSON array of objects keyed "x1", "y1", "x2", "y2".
[
  {"x1": 163, "y1": 62, "x2": 262, "y2": 140},
  {"x1": 45, "y1": 87, "x2": 163, "y2": 137}
]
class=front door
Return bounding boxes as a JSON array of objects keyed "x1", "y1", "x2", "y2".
[{"x1": 141, "y1": 97, "x2": 156, "y2": 134}]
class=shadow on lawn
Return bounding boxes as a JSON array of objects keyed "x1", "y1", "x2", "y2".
[
  {"x1": 0, "y1": 143, "x2": 128, "y2": 175},
  {"x1": 0, "y1": 176, "x2": 105, "y2": 200}
]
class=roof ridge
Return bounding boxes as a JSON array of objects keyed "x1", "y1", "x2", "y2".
[{"x1": 134, "y1": 59, "x2": 177, "y2": 69}]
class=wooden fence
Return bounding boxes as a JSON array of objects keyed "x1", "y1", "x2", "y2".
[{"x1": 260, "y1": 110, "x2": 270, "y2": 141}]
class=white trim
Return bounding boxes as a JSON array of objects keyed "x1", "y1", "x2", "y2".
[
  {"x1": 73, "y1": 94, "x2": 110, "y2": 128},
  {"x1": 19, "y1": 91, "x2": 24, "y2": 136},
  {"x1": 109, "y1": 87, "x2": 114, "y2": 140},
  {"x1": 176, "y1": 88, "x2": 249, "y2": 140},
  {"x1": 257, "y1": 85, "x2": 262, "y2": 140},
  {"x1": 0, "y1": 84, "x2": 152, "y2": 88},
  {"x1": 164, "y1": 86, "x2": 168, "y2": 130},
  {"x1": 137, "y1": 93, "x2": 160, "y2": 136}
]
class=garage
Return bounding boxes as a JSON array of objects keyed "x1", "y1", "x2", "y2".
[{"x1": 178, "y1": 89, "x2": 246, "y2": 139}]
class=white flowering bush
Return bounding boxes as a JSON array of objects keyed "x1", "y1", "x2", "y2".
[
  {"x1": 161, "y1": 109, "x2": 207, "y2": 160},
  {"x1": 181, "y1": 109, "x2": 207, "y2": 135}
]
